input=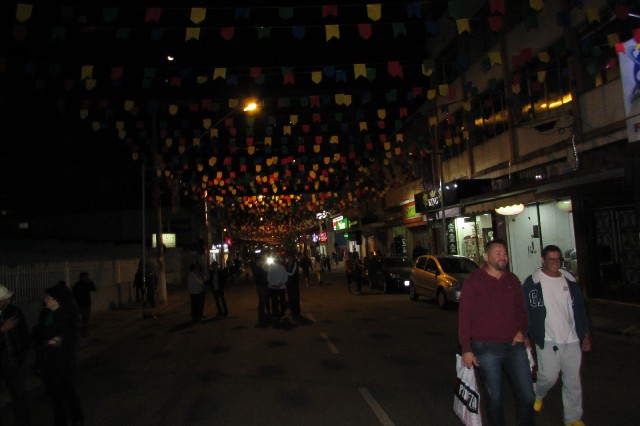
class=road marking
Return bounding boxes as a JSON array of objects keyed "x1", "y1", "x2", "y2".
[
  {"x1": 320, "y1": 332, "x2": 339, "y2": 354},
  {"x1": 359, "y1": 387, "x2": 395, "y2": 426}
]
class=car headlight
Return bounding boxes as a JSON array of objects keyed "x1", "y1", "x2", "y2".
[{"x1": 266, "y1": 257, "x2": 275, "y2": 265}]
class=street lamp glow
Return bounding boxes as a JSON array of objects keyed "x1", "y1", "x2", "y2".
[{"x1": 243, "y1": 102, "x2": 258, "y2": 112}]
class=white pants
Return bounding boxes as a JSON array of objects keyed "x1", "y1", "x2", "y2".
[{"x1": 535, "y1": 341, "x2": 583, "y2": 424}]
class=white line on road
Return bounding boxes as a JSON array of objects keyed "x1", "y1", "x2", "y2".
[
  {"x1": 359, "y1": 387, "x2": 396, "y2": 426},
  {"x1": 320, "y1": 332, "x2": 340, "y2": 354}
]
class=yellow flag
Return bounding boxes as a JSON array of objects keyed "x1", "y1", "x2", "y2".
[
  {"x1": 124, "y1": 100, "x2": 134, "y2": 111},
  {"x1": 335, "y1": 94, "x2": 345, "y2": 105},
  {"x1": 330, "y1": 135, "x2": 339, "y2": 144},
  {"x1": 343, "y1": 95, "x2": 352, "y2": 106},
  {"x1": 607, "y1": 33, "x2": 619, "y2": 47},
  {"x1": 538, "y1": 51, "x2": 550, "y2": 62},
  {"x1": 384, "y1": 142, "x2": 391, "y2": 151},
  {"x1": 203, "y1": 118, "x2": 211, "y2": 129},
  {"x1": 314, "y1": 145, "x2": 321, "y2": 153},
  {"x1": 16, "y1": 3, "x2": 33, "y2": 23},
  {"x1": 395, "y1": 134, "x2": 403, "y2": 142},
  {"x1": 85, "y1": 79, "x2": 96, "y2": 90},
  {"x1": 463, "y1": 102, "x2": 471, "y2": 111},
  {"x1": 488, "y1": 51, "x2": 502, "y2": 66},
  {"x1": 585, "y1": 7, "x2": 599, "y2": 23},
  {"x1": 325, "y1": 25, "x2": 340, "y2": 41},
  {"x1": 91, "y1": 122, "x2": 100, "y2": 131},
  {"x1": 311, "y1": 71, "x2": 322, "y2": 84},
  {"x1": 283, "y1": 125, "x2": 292, "y2": 135},
  {"x1": 456, "y1": 19, "x2": 470, "y2": 35},
  {"x1": 196, "y1": 76, "x2": 208, "y2": 84},
  {"x1": 190, "y1": 7, "x2": 206, "y2": 24},
  {"x1": 247, "y1": 146, "x2": 255, "y2": 155},
  {"x1": 438, "y1": 84, "x2": 449, "y2": 97},
  {"x1": 213, "y1": 68, "x2": 227, "y2": 80},
  {"x1": 354, "y1": 64, "x2": 367, "y2": 79},
  {"x1": 377, "y1": 109, "x2": 386, "y2": 120},
  {"x1": 165, "y1": 138, "x2": 173, "y2": 147},
  {"x1": 79, "y1": 109, "x2": 88, "y2": 119},
  {"x1": 186, "y1": 27, "x2": 200, "y2": 41},
  {"x1": 116, "y1": 121, "x2": 125, "y2": 130},
  {"x1": 81, "y1": 65, "x2": 94, "y2": 80},
  {"x1": 367, "y1": 4, "x2": 382, "y2": 21},
  {"x1": 359, "y1": 121, "x2": 368, "y2": 131},
  {"x1": 529, "y1": 0, "x2": 544, "y2": 12},
  {"x1": 427, "y1": 89, "x2": 437, "y2": 100},
  {"x1": 169, "y1": 104, "x2": 178, "y2": 115},
  {"x1": 290, "y1": 115, "x2": 298, "y2": 125}
]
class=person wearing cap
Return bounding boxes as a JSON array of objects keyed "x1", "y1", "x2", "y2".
[
  {"x1": 0, "y1": 284, "x2": 31, "y2": 426},
  {"x1": 32, "y1": 282, "x2": 84, "y2": 426}
]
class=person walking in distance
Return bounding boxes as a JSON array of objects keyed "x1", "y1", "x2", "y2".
[
  {"x1": 522, "y1": 245, "x2": 591, "y2": 426},
  {"x1": 458, "y1": 239, "x2": 535, "y2": 426},
  {"x1": 208, "y1": 261, "x2": 228, "y2": 318},
  {"x1": 0, "y1": 284, "x2": 31, "y2": 426},
  {"x1": 72, "y1": 272, "x2": 96, "y2": 336},
  {"x1": 187, "y1": 264, "x2": 205, "y2": 322}
]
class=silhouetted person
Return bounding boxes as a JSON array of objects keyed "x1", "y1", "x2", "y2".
[
  {"x1": 0, "y1": 284, "x2": 31, "y2": 426},
  {"x1": 208, "y1": 261, "x2": 228, "y2": 317},
  {"x1": 33, "y1": 283, "x2": 84, "y2": 426},
  {"x1": 72, "y1": 272, "x2": 95, "y2": 336},
  {"x1": 187, "y1": 264, "x2": 205, "y2": 322}
]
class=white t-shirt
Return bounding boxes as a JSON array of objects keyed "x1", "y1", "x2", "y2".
[{"x1": 540, "y1": 272, "x2": 579, "y2": 344}]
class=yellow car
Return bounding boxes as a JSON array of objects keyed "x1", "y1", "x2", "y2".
[{"x1": 409, "y1": 255, "x2": 479, "y2": 309}]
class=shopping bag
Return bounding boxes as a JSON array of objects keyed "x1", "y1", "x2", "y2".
[{"x1": 454, "y1": 354, "x2": 482, "y2": 425}]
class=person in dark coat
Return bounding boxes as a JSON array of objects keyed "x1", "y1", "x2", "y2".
[
  {"x1": 32, "y1": 282, "x2": 84, "y2": 426},
  {"x1": 208, "y1": 261, "x2": 228, "y2": 317},
  {"x1": 285, "y1": 254, "x2": 301, "y2": 319},
  {"x1": 0, "y1": 284, "x2": 31, "y2": 426},
  {"x1": 251, "y1": 255, "x2": 270, "y2": 325},
  {"x1": 72, "y1": 272, "x2": 96, "y2": 335}
]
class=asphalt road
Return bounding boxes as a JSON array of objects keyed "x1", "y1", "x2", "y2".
[{"x1": 1, "y1": 269, "x2": 639, "y2": 425}]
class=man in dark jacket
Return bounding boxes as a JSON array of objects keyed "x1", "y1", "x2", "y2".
[
  {"x1": 72, "y1": 272, "x2": 96, "y2": 335},
  {"x1": 208, "y1": 261, "x2": 228, "y2": 317},
  {"x1": 0, "y1": 284, "x2": 31, "y2": 426},
  {"x1": 522, "y1": 245, "x2": 591, "y2": 426}
]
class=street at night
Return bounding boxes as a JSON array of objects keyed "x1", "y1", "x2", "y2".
[{"x1": 2, "y1": 269, "x2": 637, "y2": 426}]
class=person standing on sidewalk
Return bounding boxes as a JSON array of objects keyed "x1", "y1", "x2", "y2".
[
  {"x1": 285, "y1": 253, "x2": 301, "y2": 319},
  {"x1": 0, "y1": 284, "x2": 31, "y2": 426},
  {"x1": 522, "y1": 244, "x2": 591, "y2": 426},
  {"x1": 72, "y1": 272, "x2": 96, "y2": 336},
  {"x1": 187, "y1": 264, "x2": 205, "y2": 322},
  {"x1": 208, "y1": 261, "x2": 228, "y2": 318},
  {"x1": 32, "y1": 283, "x2": 84, "y2": 426},
  {"x1": 458, "y1": 239, "x2": 535, "y2": 426}
]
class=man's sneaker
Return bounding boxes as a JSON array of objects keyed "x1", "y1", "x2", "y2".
[
  {"x1": 567, "y1": 420, "x2": 585, "y2": 426},
  {"x1": 533, "y1": 398, "x2": 543, "y2": 412}
]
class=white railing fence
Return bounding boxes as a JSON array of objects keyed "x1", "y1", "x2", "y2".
[{"x1": 0, "y1": 259, "x2": 139, "y2": 308}]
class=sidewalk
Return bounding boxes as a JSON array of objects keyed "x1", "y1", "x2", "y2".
[{"x1": 587, "y1": 298, "x2": 640, "y2": 339}]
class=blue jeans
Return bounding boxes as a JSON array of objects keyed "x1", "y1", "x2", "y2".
[{"x1": 472, "y1": 341, "x2": 535, "y2": 426}]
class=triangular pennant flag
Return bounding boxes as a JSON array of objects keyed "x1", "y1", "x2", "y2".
[
  {"x1": 16, "y1": 3, "x2": 33, "y2": 23},
  {"x1": 585, "y1": 7, "x2": 600, "y2": 23},
  {"x1": 529, "y1": 0, "x2": 544, "y2": 12},
  {"x1": 490, "y1": 0, "x2": 505, "y2": 15},
  {"x1": 102, "y1": 8, "x2": 119, "y2": 22},
  {"x1": 488, "y1": 51, "x2": 502, "y2": 66},
  {"x1": 190, "y1": 8, "x2": 206, "y2": 24},
  {"x1": 322, "y1": 5, "x2": 338, "y2": 17},
  {"x1": 186, "y1": 27, "x2": 200, "y2": 41},
  {"x1": 456, "y1": 19, "x2": 470, "y2": 35},
  {"x1": 488, "y1": 16, "x2": 503, "y2": 32},
  {"x1": 221, "y1": 27, "x2": 235, "y2": 41},
  {"x1": 325, "y1": 24, "x2": 340, "y2": 41},
  {"x1": 358, "y1": 23, "x2": 372, "y2": 40},
  {"x1": 258, "y1": 27, "x2": 272, "y2": 39},
  {"x1": 392, "y1": 22, "x2": 407, "y2": 37},
  {"x1": 367, "y1": 4, "x2": 382, "y2": 21},
  {"x1": 213, "y1": 68, "x2": 227, "y2": 80},
  {"x1": 387, "y1": 61, "x2": 403, "y2": 78},
  {"x1": 145, "y1": 8, "x2": 162, "y2": 23},
  {"x1": 279, "y1": 7, "x2": 294, "y2": 20},
  {"x1": 354, "y1": 63, "x2": 367, "y2": 79},
  {"x1": 292, "y1": 26, "x2": 305, "y2": 39}
]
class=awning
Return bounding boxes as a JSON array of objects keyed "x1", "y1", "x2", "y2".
[{"x1": 463, "y1": 191, "x2": 537, "y2": 215}]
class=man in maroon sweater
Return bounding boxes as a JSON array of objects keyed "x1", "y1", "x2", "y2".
[{"x1": 458, "y1": 239, "x2": 535, "y2": 426}]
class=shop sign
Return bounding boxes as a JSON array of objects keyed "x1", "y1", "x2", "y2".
[
  {"x1": 152, "y1": 233, "x2": 176, "y2": 248},
  {"x1": 403, "y1": 201, "x2": 426, "y2": 224},
  {"x1": 332, "y1": 215, "x2": 349, "y2": 231},
  {"x1": 319, "y1": 231, "x2": 327, "y2": 243},
  {"x1": 415, "y1": 190, "x2": 441, "y2": 213},
  {"x1": 618, "y1": 37, "x2": 640, "y2": 143}
]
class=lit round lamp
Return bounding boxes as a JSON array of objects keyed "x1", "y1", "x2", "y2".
[
  {"x1": 495, "y1": 203, "x2": 525, "y2": 216},
  {"x1": 556, "y1": 200, "x2": 572, "y2": 212}
]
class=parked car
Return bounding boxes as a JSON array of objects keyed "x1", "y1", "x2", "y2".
[
  {"x1": 409, "y1": 255, "x2": 479, "y2": 308},
  {"x1": 367, "y1": 256, "x2": 412, "y2": 293}
]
